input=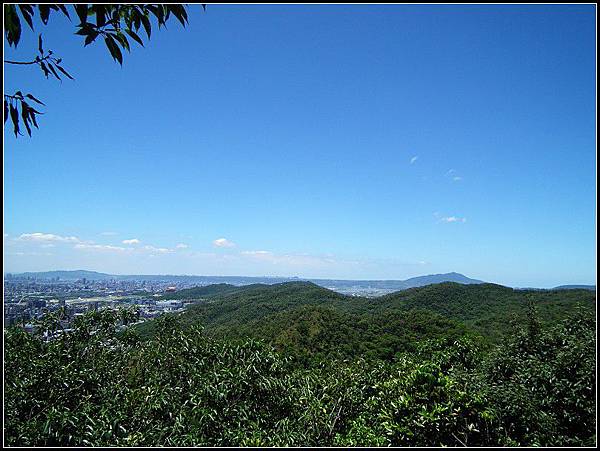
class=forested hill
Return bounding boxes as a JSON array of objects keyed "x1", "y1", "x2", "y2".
[{"x1": 137, "y1": 281, "x2": 596, "y2": 348}]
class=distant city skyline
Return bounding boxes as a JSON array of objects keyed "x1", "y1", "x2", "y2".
[{"x1": 4, "y1": 5, "x2": 596, "y2": 288}]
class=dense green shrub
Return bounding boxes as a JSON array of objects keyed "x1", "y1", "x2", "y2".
[{"x1": 4, "y1": 301, "x2": 596, "y2": 446}]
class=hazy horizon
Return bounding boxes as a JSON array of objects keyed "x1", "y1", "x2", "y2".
[{"x1": 4, "y1": 267, "x2": 596, "y2": 289}]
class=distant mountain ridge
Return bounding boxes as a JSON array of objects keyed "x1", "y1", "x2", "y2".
[
  {"x1": 401, "y1": 272, "x2": 485, "y2": 288},
  {"x1": 6, "y1": 269, "x2": 590, "y2": 292},
  {"x1": 9, "y1": 270, "x2": 114, "y2": 280},
  {"x1": 6, "y1": 270, "x2": 483, "y2": 288},
  {"x1": 553, "y1": 285, "x2": 596, "y2": 291}
]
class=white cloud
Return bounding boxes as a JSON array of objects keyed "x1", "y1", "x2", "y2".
[
  {"x1": 213, "y1": 238, "x2": 236, "y2": 248},
  {"x1": 143, "y1": 245, "x2": 172, "y2": 254},
  {"x1": 175, "y1": 243, "x2": 189, "y2": 249},
  {"x1": 241, "y1": 250, "x2": 271, "y2": 256},
  {"x1": 18, "y1": 232, "x2": 81, "y2": 243},
  {"x1": 74, "y1": 242, "x2": 172, "y2": 255},
  {"x1": 445, "y1": 169, "x2": 463, "y2": 182},
  {"x1": 410, "y1": 156, "x2": 418, "y2": 164},
  {"x1": 440, "y1": 216, "x2": 467, "y2": 223},
  {"x1": 122, "y1": 238, "x2": 141, "y2": 245},
  {"x1": 75, "y1": 243, "x2": 131, "y2": 252}
]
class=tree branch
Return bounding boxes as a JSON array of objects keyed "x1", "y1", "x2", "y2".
[{"x1": 5, "y1": 54, "x2": 53, "y2": 65}]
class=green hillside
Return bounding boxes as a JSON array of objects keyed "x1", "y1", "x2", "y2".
[
  {"x1": 211, "y1": 305, "x2": 478, "y2": 366},
  {"x1": 146, "y1": 281, "x2": 595, "y2": 348},
  {"x1": 11, "y1": 281, "x2": 593, "y2": 446},
  {"x1": 179, "y1": 281, "x2": 350, "y2": 328},
  {"x1": 5, "y1": 304, "x2": 595, "y2": 446}
]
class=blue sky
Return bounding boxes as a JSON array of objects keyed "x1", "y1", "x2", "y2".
[{"x1": 4, "y1": 4, "x2": 596, "y2": 287}]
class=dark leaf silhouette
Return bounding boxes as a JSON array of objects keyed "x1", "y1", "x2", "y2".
[
  {"x1": 38, "y1": 5, "x2": 50, "y2": 25},
  {"x1": 47, "y1": 63, "x2": 61, "y2": 81},
  {"x1": 9, "y1": 103, "x2": 20, "y2": 137},
  {"x1": 21, "y1": 101, "x2": 32, "y2": 136},
  {"x1": 74, "y1": 4, "x2": 88, "y2": 25},
  {"x1": 18, "y1": 5, "x2": 34, "y2": 30},
  {"x1": 5, "y1": 5, "x2": 21, "y2": 47},
  {"x1": 25, "y1": 94, "x2": 45, "y2": 105},
  {"x1": 104, "y1": 35, "x2": 123, "y2": 65},
  {"x1": 40, "y1": 61, "x2": 50, "y2": 78},
  {"x1": 125, "y1": 29, "x2": 144, "y2": 47},
  {"x1": 54, "y1": 65, "x2": 74, "y2": 80}
]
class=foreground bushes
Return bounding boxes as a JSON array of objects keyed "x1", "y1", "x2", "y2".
[{"x1": 4, "y1": 308, "x2": 596, "y2": 446}]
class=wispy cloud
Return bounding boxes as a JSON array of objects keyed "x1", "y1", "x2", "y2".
[
  {"x1": 440, "y1": 216, "x2": 467, "y2": 223},
  {"x1": 122, "y1": 238, "x2": 141, "y2": 245},
  {"x1": 410, "y1": 155, "x2": 418, "y2": 165},
  {"x1": 445, "y1": 169, "x2": 463, "y2": 182},
  {"x1": 74, "y1": 243, "x2": 173, "y2": 254},
  {"x1": 143, "y1": 245, "x2": 172, "y2": 254},
  {"x1": 213, "y1": 238, "x2": 236, "y2": 248},
  {"x1": 175, "y1": 243, "x2": 188, "y2": 249},
  {"x1": 241, "y1": 250, "x2": 271, "y2": 257},
  {"x1": 18, "y1": 233, "x2": 81, "y2": 243},
  {"x1": 75, "y1": 243, "x2": 131, "y2": 252},
  {"x1": 7, "y1": 251, "x2": 54, "y2": 256}
]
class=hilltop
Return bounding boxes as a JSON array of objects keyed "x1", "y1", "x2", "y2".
[{"x1": 136, "y1": 281, "x2": 596, "y2": 352}]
